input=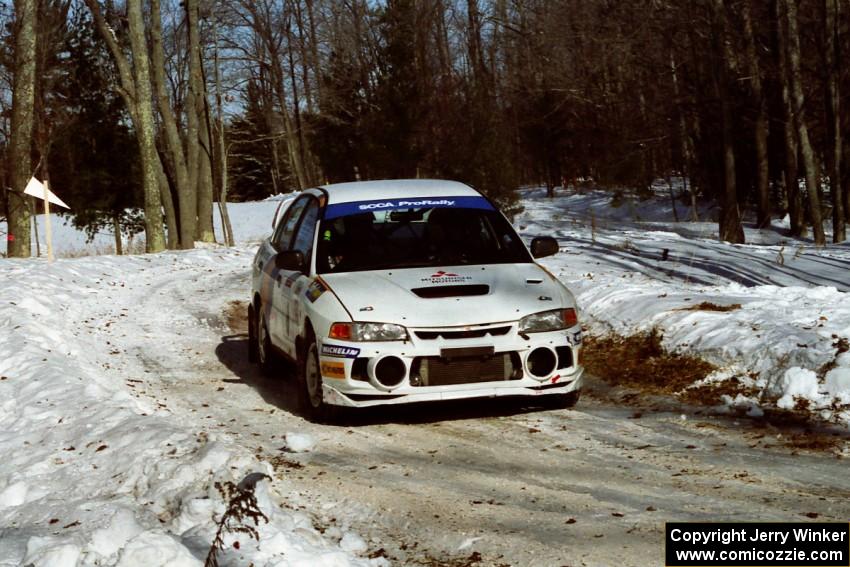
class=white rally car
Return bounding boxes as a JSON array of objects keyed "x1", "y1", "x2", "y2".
[{"x1": 248, "y1": 180, "x2": 583, "y2": 421}]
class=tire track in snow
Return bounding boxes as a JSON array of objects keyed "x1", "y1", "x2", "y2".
[{"x1": 101, "y1": 253, "x2": 850, "y2": 567}]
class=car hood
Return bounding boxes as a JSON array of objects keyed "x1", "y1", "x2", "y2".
[{"x1": 321, "y1": 264, "x2": 575, "y2": 327}]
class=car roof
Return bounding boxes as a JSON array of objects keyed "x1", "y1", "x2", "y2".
[{"x1": 315, "y1": 179, "x2": 481, "y2": 205}]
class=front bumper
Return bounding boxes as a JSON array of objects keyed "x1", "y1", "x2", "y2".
[{"x1": 317, "y1": 322, "x2": 584, "y2": 408}]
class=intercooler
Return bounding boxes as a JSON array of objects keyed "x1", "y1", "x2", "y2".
[{"x1": 410, "y1": 351, "x2": 522, "y2": 386}]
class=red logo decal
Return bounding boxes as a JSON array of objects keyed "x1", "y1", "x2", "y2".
[
  {"x1": 431, "y1": 270, "x2": 459, "y2": 278},
  {"x1": 6, "y1": 234, "x2": 14, "y2": 242}
]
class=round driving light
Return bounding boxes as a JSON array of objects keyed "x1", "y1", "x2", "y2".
[
  {"x1": 367, "y1": 355, "x2": 407, "y2": 389},
  {"x1": 526, "y1": 347, "x2": 558, "y2": 379}
]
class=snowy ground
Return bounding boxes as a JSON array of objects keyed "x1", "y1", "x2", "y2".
[
  {"x1": 0, "y1": 249, "x2": 383, "y2": 566},
  {"x1": 2, "y1": 186, "x2": 849, "y2": 565},
  {"x1": 517, "y1": 185, "x2": 850, "y2": 424}
]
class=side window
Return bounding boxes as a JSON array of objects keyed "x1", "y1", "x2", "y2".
[
  {"x1": 273, "y1": 197, "x2": 309, "y2": 250},
  {"x1": 291, "y1": 201, "x2": 320, "y2": 267}
]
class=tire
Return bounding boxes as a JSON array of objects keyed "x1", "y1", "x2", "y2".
[
  {"x1": 248, "y1": 303, "x2": 258, "y2": 363},
  {"x1": 297, "y1": 331, "x2": 336, "y2": 423},
  {"x1": 257, "y1": 309, "x2": 279, "y2": 378},
  {"x1": 543, "y1": 389, "x2": 581, "y2": 410}
]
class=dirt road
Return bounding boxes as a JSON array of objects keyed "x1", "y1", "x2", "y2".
[{"x1": 116, "y1": 261, "x2": 850, "y2": 567}]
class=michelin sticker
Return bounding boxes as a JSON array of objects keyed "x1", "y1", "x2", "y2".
[{"x1": 322, "y1": 345, "x2": 361, "y2": 358}]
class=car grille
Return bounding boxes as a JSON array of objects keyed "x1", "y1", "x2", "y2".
[
  {"x1": 411, "y1": 352, "x2": 522, "y2": 386},
  {"x1": 414, "y1": 326, "x2": 511, "y2": 340}
]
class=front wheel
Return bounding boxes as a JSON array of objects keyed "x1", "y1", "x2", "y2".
[
  {"x1": 297, "y1": 334, "x2": 336, "y2": 423},
  {"x1": 248, "y1": 303, "x2": 258, "y2": 363}
]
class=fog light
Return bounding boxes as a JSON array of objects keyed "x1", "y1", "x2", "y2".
[
  {"x1": 367, "y1": 355, "x2": 407, "y2": 389},
  {"x1": 526, "y1": 347, "x2": 558, "y2": 379}
]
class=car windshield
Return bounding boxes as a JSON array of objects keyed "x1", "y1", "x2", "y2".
[{"x1": 316, "y1": 202, "x2": 531, "y2": 274}]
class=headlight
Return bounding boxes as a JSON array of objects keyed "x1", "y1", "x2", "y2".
[
  {"x1": 328, "y1": 322, "x2": 408, "y2": 341},
  {"x1": 518, "y1": 308, "x2": 578, "y2": 333}
]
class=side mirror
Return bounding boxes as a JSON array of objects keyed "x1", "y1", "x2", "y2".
[
  {"x1": 530, "y1": 236, "x2": 560, "y2": 259},
  {"x1": 275, "y1": 250, "x2": 306, "y2": 273}
]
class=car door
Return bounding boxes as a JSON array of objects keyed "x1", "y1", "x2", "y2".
[
  {"x1": 279, "y1": 199, "x2": 320, "y2": 353},
  {"x1": 263, "y1": 196, "x2": 310, "y2": 348}
]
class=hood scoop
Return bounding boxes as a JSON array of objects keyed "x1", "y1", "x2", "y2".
[{"x1": 411, "y1": 284, "x2": 490, "y2": 298}]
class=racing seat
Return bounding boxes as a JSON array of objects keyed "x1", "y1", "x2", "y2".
[
  {"x1": 426, "y1": 208, "x2": 485, "y2": 264},
  {"x1": 333, "y1": 213, "x2": 377, "y2": 271}
]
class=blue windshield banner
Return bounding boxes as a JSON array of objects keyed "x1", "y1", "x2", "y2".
[{"x1": 324, "y1": 195, "x2": 495, "y2": 220}]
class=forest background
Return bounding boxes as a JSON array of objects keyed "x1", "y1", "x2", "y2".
[{"x1": 1, "y1": 0, "x2": 848, "y2": 256}]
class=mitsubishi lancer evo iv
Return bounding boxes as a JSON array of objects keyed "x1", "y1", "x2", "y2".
[{"x1": 248, "y1": 179, "x2": 584, "y2": 422}]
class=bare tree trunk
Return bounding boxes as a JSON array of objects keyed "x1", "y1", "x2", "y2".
[
  {"x1": 157, "y1": 158, "x2": 179, "y2": 249},
  {"x1": 113, "y1": 214, "x2": 123, "y2": 255},
  {"x1": 32, "y1": 207, "x2": 40, "y2": 256},
  {"x1": 284, "y1": 8, "x2": 314, "y2": 187},
  {"x1": 741, "y1": 0, "x2": 770, "y2": 229},
  {"x1": 6, "y1": 0, "x2": 38, "y2": 258},
  {"x1": 219, "y1": 147, "x2": 234, "y2": 247},
  {"x1": 272, "y1": 63, "x2": 309, "y2": 190},
  {"x1": 713, "y1": 0, "x2": 744, "y2": 243},
  {"x1": 237, "y1": 0, "x2": 309, "y2": 191},
  {"x1": 181, "y1": 0, "x2": 204, "y2": 248},
  {"x1": 150, "y1": 0, "x2": 191, "y2": 248},
  {"x1": 127, "y1": 0, "x2": 165, "y2": 252},
  {"x1": 293, "y1": 0, "x2": 314, "y2": 115},
  {"x1": 784, "y1": 0, "x2": 825, "y2": 245},
  {"x1": 844, "y1": 143, "x2": 850, "y2": 224},
  {"x1": 824, "y1": 0, "x2": 845, "y2": 242},
  {"x1": 196, "y1": 95, "x2": 216, "y2": 243},
  {"x1": 776, "y1": 0, "x2": 804, "y2": 236},
  {"x1": 305, "y1": 0, "x2": 321, "y2": 105},
  {"x1": 213, "y1": 15, "x2": 234, "y2": 246},
  {"x1": 84, "y1": 0, "x2": 165, "y2": 252}
]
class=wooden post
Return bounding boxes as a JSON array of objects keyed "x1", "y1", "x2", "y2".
[{"x1": 43, "y1": 179, "x2": 54, "y2": 262}]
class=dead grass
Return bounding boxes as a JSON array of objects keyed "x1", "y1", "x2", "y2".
[
  {"x1": 585, "y1": 330, "x2": 850, "y2": 455},
  {"x1": 680, "y1": 376, "x2": 759, "y2": 406},
  {"x1": 819, "y1": 336, "x2": 850, "y2": 378},
  {"x1": 677, "y1": 301, "x2": 742, "y2": 312},
  {"x1": 783, "y1": 431, "x2": 844, "y2": 453},
  {"x1": 223, "y1": 300, "x2": 249, "y2": 333},
  {"x1": 583, "y1": 329, "x2": 716, "y2": 395},
  {"x1": 585, "y1": 329, "x2": 756, "y2": 408},
  {"x1": 266, "y1": 455, "x2": 304, "y2": 471}
]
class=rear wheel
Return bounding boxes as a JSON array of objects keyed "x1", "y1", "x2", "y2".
[
  {"x1": 257, "y1": 310, "x2": 278, "y2": 377},
  {"x1": 297, "y1": 331, "x2": 337, "y2": 423}
]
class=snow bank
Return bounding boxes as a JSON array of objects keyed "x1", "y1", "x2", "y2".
[
  {"x1": 520, "y1": 186, "x2": 850, "y2": 423},
  {"x1": 0, "y1": 251, "x2": 377, "y2": 566}
]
